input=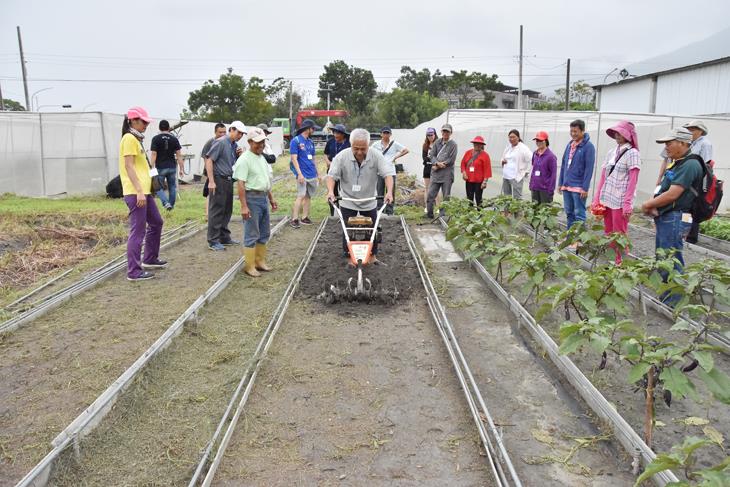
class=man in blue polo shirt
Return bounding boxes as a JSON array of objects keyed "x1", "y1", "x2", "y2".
[
  {"x1": 289, "y1": 118, "x2": 320, "y2": 229},
  {"x1": 324, "y1": 124, "x2": 350, "y2": 216}
]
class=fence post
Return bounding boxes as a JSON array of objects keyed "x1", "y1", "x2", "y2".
[
  {"x1": 39, "y1": 112, "x2": 47, "y2": 197},
  {"x1": 98, "y1": 112, "x2": 110, "y2": 182},
  {"x1": 592, "y1": 112, "x2": 602, "y2": 195}
]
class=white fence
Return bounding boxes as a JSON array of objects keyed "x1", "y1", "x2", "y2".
[
  {"x1": 0, "y1": 112, "x2": 284, "y2": 197},
  {"x1": 393, "y1": 109, "x2": 730, "y2": 213}
]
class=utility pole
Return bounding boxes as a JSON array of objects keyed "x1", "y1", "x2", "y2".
[
  {"x1": 288, "y1": 80, "x2": 293, "y2": 133},
  {"x1": 17, "y1": 26, "x2": 31, "y2": 111},
  {"x1": 517, "y1": 25, "x2": 523, "y2": 110},
  {"x1": 323, "y1": 82, "x2": 334, "y2": 124},
  {"x1": 565, "y1": 58, "x2": 571, "y2": 111},
  {"x1": 0, "y1": 81, "x2": 5, "y2": 111}
]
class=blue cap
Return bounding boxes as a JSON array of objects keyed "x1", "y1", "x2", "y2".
[
  {"x1": 332, "y1": 124, "x2": 349, "y2": 136},
  {"x1": 380, "y1": 126, "x2": 392, "y2": 134}
]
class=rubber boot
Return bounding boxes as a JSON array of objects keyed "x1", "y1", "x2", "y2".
[
  {"x1": 243, "y1": 247, "x2": 261, "y2": 277},
  {"x1": 255, "y1": 243, "x2": 272, "y2": 272}
]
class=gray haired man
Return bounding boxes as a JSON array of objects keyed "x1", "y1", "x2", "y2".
[{"x1": 426, "y1": 124, "x2": 458, "y2": 219}]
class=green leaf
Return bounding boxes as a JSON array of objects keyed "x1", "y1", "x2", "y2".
[
  {"x1": 602, "y1": 294, "x2": 626, "y2": 313},
  {"x1": 696, "y1": 367, "x2": 730, "y2": 404},
  {"x1": 634, "y1": 455, "x2": 681, "y2": 485},
  {"x1": 692, "y1": 350, "x2": 715, "y2": 373},
  {"x1": 697, "y1": 470, "x2": 730, "y2": 486},
  {"x1": 589, "y1": 334, "x2": 611, "y2": 355},
  {"x1": 670, "y1": 319, "x2": 695, "y2": 332},
  {"x1": 614, "y1": 277, "x2": 634, "y2": 296},
  {"x1": 628, "y1": 362, "x2": 652, "y2": 384},
  {"x1": 675, "y1": 417, "x2": 710, "y2": 427},
  {"x1": 660, "y1": 366, "x2": 697, "y2": 401},
  {"x1": 559, "y1": 333, "x2": 587, "y2": 355}
]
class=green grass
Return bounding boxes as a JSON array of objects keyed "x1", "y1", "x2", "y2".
[{"x1": 700, "y1": 217, "x2": 730, "y2": 241}]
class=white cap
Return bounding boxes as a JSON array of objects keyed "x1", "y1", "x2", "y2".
[
  {"x1": 229, "y1": 121, "x2": 247, "y2": 133},
  {"x1": 247, "y1": 126, "x2": 267, "y2": 142}
]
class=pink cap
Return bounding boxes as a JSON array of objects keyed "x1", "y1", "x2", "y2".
[{"x1": 126, "y1": 106, "x2": 151, "y2": 123}]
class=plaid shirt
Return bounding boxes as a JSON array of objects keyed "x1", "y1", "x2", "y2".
[{"x1": 598, "y1": 144, "x2": 641, "y2": 209}]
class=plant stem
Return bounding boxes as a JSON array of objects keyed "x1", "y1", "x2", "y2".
[{"x1": 644, "y1": 365, "x2": 655, "y2": 448}]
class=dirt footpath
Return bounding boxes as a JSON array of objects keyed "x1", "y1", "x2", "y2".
[
  {"x1": 50, "y1": 224, "x2": 317, "y2": 486},
  {"x1": 214, "y1": 220, "x2": 491, "y2": 486},
  {"x1": 414, "y1": 225, "x2": 636, "y2": 486},
  {"x1": 0, "y1": 223, "x2": 244, "y2": 486}
]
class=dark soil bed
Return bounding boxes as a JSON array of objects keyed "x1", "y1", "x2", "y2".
[{"x1": 298, "y1": 217, "x2": 420, "y2": 303}]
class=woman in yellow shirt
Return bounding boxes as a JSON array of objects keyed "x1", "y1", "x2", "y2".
[{"x1": 119, "y1": 106, "x2": 166, "y2": 281}]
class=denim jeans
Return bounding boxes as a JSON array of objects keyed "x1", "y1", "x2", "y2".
[
  {"x1": 156, "y1": 167, "x2": 178, "y2": 208},
  {"x1": 563, "y1": 190, "x2": 586, "y2": 228},
  {"x1": 655, "y1": 210, "x2": 691, "y2": 306},
  {"x1": 243, "y1": 193, "x2": 271, "y2": 248}
]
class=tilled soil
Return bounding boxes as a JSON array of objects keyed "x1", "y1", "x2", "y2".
[
  {"x1": 50, "y1": 224, "x2": 318, "y2": 486},
  {"x1": 299, "y1": 217, "x2": 420, "y2": 303},
  {"x1": 470, "y1": 225, "x2": 730, "y2": 472},
  {"x1": 0, "y1": 223, "x2": 245, "y2": 486},
  {"x1": 414, "y1": 225, "x2": 636, "y2": 486},
  {"x1": 214, "y1": 221, "x2": 491, "y2": 486},
  {"x1": 630, "y1": 216, "x2": 730, "y2": 258}
]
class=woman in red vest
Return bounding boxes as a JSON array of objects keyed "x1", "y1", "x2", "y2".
[{"x1": 460, "y1": 136, "x2": 492, "y2": 206}]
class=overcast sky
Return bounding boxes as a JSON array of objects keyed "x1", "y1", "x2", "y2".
[{"x1": 2, "y1": 0, "x2": 729, "y2": 119}]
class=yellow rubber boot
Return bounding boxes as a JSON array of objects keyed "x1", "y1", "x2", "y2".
[
  {"x1": 243, "y1": 247, "x2": 261, "y2": 277},
  {"x1": 255, "y1": 243, "x2": 272, "y2": 272}
]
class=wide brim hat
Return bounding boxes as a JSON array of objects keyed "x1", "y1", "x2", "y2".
[
  {"x1": 332, "y1": 123, "x2": 349, "y2": 136},
  {"x1": 470, "y1": 136, "x2": 486, "y2": 145},
  {"x1": 682, "y1": 119, "x2": 708, "y2": 135},
  {"x1": 656, "y1": 127, "x2": 693, "y2": 143},
  {"x1": 296, "y1": 119, "x2": 321, "y2": 134}
]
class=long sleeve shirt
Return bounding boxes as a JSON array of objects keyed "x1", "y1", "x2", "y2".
[{"x1": 428, "y1": 138, "x2": 458, "y2": 184}]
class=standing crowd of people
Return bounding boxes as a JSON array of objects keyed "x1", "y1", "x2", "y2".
[{"x1": 119, "y1": 106, "x2": 718, "y2": 305}]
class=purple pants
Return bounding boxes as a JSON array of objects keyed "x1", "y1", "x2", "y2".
[{"x1": 124, "y1": 194, "x2": 164, "y2": 278}]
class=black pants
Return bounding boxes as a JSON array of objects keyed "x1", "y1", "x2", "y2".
[
  {"x1": 207, "y1": 175, "x2": 233, "y2": 244},
  {"x1": 328, "y1": 181, "x2": 340, "y2": 217},
  {"x1": 377, "y1": 176, "x2": 396, "y2": 215},
  {"x1": 465, "y1": 182, "x2": 483, "y2": 206},
  {"x1": 340, "y1": 206, "x2": 379, "y2": 255},
  {"x1": 531, "y1": 190, "x2": 554, "y2": 204}
]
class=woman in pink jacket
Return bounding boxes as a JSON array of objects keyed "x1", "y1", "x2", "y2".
[{"x1": 592, "y1": 121, "x2": 641, "y2": 264}]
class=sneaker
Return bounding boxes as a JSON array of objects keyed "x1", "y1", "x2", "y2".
[
  {"x1": 290, "y1": 219, "x2": 301, "y2": 229},
  {"x1": 164, "y1": 203, "x2": 173, "y2": 211},
  {"x1": 127, "y1": 271, "x2": 154, "y2": 281},
  {"x1": 221, "y1": 239, "x2": 240, "y2": 246},
  {"x1": 424, "y1": 207, "x2": 428, "y2": 214},
  {"x1": 208, "y1": 242, "x2": 226, "y2": 251},
  {"x1": 142, "y1": 259, "x2": 168, "y2": 269},
  {"x1": 301, "y1": 217, "x2": 313, "y2": 225},
  {"x1": 342, "y1": 251, "x2": 349, "y2": 259},
  {"x1": 425, "y1": 213, "x2": 434, "y2": 220}
]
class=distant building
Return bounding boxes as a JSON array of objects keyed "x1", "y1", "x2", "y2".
[
  {"x1": 441, "y1": 85, "x2": 544, "y2": 110},
  {"x1": 593, "y1": 28, "x2": 730, "y2": 116}
]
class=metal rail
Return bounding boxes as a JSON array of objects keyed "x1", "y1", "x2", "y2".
[
  {"x1": 15, "y1": 218, "x2": 289, "y2": 487},
  {"x1": 438, "y1": 217, "x2": 679, "y2": 486},
  {"x1": 402, "y1": 217, "x2": 522, "y2": 487},
  {"x1": 0, "y1": 221, "x2": 204, "y2": 335},
  {"x1": 190, "y1": 218, "x2": 327, "y2": 487}
]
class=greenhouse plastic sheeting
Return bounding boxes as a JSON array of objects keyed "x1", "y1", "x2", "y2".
[
  {"x1": 0, "y1": 112, "x2": 284, "y2": 197},
  {"x1": 393, "y1": 109, "x2": 730, "y2": 213}
]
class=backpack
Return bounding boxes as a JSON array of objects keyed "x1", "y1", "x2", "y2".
[{"x1": 685, "y1": 154, "x2": 723, "y2": 223}]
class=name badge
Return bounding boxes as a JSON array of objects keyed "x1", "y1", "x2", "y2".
[
  {"x1": 567, "y1": 158, "x2": 573, "y2": 167},
  {"x1": 469, "y1": 167, "x2": 475, "y2": 172},
  {"x1": 150, "y1": 167, "x2": 159, "y2": 177},
  {"x1": 307, "y1": 154, "x2": 313, "y2": 160},
  {"x1": 352, "y1": 184, "x2": 361, "y2": 192},
  {"x1": 682, "y1": 213, "x2": 693, "y2": 224},
  {"x1": 535, "y1": 170, "x2": 541, "y2": 177}
]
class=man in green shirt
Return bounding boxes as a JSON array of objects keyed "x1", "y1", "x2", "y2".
[
  {"x1": 641, "y1": 127, "x2": 703, "y2": 305},
  {"x1": 233, "y1": 127, "x2": 279, "y2": 277}
]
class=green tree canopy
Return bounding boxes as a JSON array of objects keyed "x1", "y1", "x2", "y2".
[
  {"x1": 182, "y1": 68, "x2": 281, "y2": 123},
  {"x1": 1, "y1": 98, "x2": 26, "y2": 111},
  {"x1": 533, "y1": 80, "x2": 596, "y2": 111},
  {"x1": 395, "y1": 66, "x2": 447, "y2": 97},
  {"x1": 377, "y1": 89, "x2": 448, "y2": 129},
  {"x1": 318, "y1": 60, "x2": 377, "y2": 115}
]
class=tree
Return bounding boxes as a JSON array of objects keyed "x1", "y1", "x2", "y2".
[
  {"x1": 445, "y1": 70, "x2": 503, "y2": 109},
  {"x1": 182, "y1": 68, "x2": 278, "y2": 123},
  {"x1": 377, "y1": 89, "x2": 448, "y2": 129},
  {"x1": 1, "y1": 98, "x2": 26, "y2": 111},
  {"x1": 318, "y1": 60, "x2": 377, "y2": 115},
  {"x1": 396, "y1": 66, "x2": 447, "y2": 97},
  {"x1": 533, "y1": 80, "x2": 597, "y2": 111}
]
